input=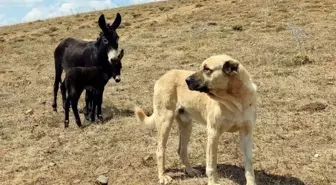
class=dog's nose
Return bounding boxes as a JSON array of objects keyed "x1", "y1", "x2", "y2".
[
  {"x1": 185, "y1": 77, "x2": 192, "y2": 85},
  {"x1": 115, "y1": 75, "x2": 121, "y2": 83}
]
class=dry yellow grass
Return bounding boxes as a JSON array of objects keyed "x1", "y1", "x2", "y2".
[{"x1": 0, "y1": 0, "x2": 335, "y2": 184}]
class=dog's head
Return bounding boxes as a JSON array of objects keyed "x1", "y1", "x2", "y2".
[{"x1": 185, "y1": 55, "x2": 239, "y2": 93}]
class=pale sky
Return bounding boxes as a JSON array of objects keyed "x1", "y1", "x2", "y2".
[{"x1": 0, "y1": 0, "x2": 163, "y2": 26}]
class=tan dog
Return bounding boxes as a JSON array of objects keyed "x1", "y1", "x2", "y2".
[{"x1": 135, "y1": 55, "x2": 257, "y2": 185}]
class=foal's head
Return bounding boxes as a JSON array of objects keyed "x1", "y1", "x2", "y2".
[
  {"x1": 104, "y1": 49, "x2": 124, "y2": 83},
  {"x1": 98, "y1": 13, "x2": 121, "y2": 61}
]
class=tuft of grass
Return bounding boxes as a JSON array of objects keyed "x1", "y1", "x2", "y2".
[
  {"x1": 31, "y1": 33, "x2": 43, "y2": 37},
  {"x1": 276, "y1": 25, "x2": 286, "y2": 32},
  {"x1": 292, "y1": 55, "x2": 315, "y2": 66},
  {"x1": 49, "y1": 27, "x2": 59, "y2": 32},
  {"x1": 0, "y1": 37, "x2": 5, "y2": 43},
  {"x1": 132, "y1": 13, "x2": 141, "y2": 18},
  {"x1": 159, "y1": 7, "x2": 173, "y2": 11},
  {"x1": 232, "y1": 24, "x2": 243, "y2": 31},
  {"x1": 78, "y1": 25, "x2": 91, "y2": 29}
]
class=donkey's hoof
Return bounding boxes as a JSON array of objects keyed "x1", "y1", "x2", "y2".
[
  {"x1": 64, "y1": 120, "x2": 69, "y2": 128},
  {"x1": 52, "y1": 104, "x2": 57, "y2": 112},
  {"x1": 97, "y1": 115, "x2": 104, "y2": 122}
]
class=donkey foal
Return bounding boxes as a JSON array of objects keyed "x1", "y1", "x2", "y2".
[{"x1": 61, "y1": 49, "x2": 124, "y2": 128}]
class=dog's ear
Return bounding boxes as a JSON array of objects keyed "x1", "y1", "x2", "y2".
[
  {"x1": 110, "y1": 13, "x2": 121, "y2": 30},
  {"x1": 222, "y1": 60, "x2": 239, "y2": 75},
  {"x1": 98, "y1": 14, "x2": 108, "y2": 32}
]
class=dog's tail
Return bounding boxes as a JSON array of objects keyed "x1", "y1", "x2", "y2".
[{"x1": 134, "y1": 107, "x2": 155, "y2": 128}]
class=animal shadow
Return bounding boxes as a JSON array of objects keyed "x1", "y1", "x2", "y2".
[
  {"x1": 167, "y1": 164, "x2": 305, "y2": 185},
  {"x1": 100, "y1": 105, "x2": 134, "y2": 122},
  {"x1": 79, "y1": 105, "x2": 133, "y2": 125}
]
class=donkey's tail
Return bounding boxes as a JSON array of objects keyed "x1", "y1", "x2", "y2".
[{"x1": 52, "y1": 45, "x2": 64, "y2": 111}]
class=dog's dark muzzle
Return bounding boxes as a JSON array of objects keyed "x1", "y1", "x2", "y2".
[{"x1": 185, "y1": 76, "x2": 209, "y2": 93}]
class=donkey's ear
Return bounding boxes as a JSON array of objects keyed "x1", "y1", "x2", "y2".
[
  {"x1": 118, "y1": 49, "x2": 124, "y2": 60},
  {"x1": 98, "y1": 14, "x2": 108, "y2": 32},
  {"x1": 110, "y1": 13, "x2": 121, "y2": 30},
  {"x1": 222, "y1": 60, "x2": 239, "y2": 75}
]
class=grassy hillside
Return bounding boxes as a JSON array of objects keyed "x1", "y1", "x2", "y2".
[{"x1": 0, "y1": 0, "x2": 335, "y2": 184}]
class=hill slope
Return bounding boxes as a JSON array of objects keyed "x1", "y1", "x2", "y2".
[{"x1": 0, "y1": 0, "x2": 335, "y2": 184}]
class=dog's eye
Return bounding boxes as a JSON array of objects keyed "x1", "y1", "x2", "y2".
[{"x1": 203, "y1": 67, "x2": 212, "y2": 73}]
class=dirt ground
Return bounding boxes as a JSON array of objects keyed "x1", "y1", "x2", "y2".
[{"x1": 0, "y1": 0, "x2": 335, "y2": 184}]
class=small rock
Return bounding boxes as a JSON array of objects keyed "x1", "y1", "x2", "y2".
[
  {"x1": 143, "y1": 154, "x2": 154, "y2": 161},
  {"x1": 298, "y1": 101, "x2": 328, "y2": 112},
  {"x1": 208, "y1": 22, "x2": 217, "y2": 26},
  {"x1": 25, "y1": 109, "x2": 33, "y2": 115},
  {"x1": 195, "y1": 3, "x2": 204, "y2": 8},
  {"x1": 73, "y1": 179, "x2": 81, "y2": 184},
  {"x1": 48, "y1": 162, "x2": 56, "y2": 167},
  {"x1": 142, "y1": 154, "x2": 155, "y2": 167},
  {"x1": 96, "y1": 175, "x2": 108, "y2": 185},
  {"x1": 314, "y1": 154, "x2": 319, "y2": 158}
]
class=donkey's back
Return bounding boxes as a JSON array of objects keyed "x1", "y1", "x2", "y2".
[{"x1": 54, "y1": 37, "x2": 95, "y2": 71}]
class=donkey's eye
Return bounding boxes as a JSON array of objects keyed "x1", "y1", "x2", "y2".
[
  {"x1": 203, "y1": 67, "x2": 212, "y2": 73},
  {"x1": 102, "y1": 37, "x2": 108, "y2": 44}
]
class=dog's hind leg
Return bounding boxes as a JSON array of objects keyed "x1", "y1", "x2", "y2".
[
  {"x1": 156, "y1": 109, "x2": 174, "y2": 185},
  {"x1": 176, "y1": 108, "x2": 202, "y2": 177}
]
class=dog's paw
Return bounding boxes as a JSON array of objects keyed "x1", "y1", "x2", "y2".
[
  {"x1": 208, "y1": 183, "x2": 221, "y2": 185},
  {"x1": 159, "y1": 175, "x2": 172, "y2": 185},
  {"x1": 246, "y1": 182, "x2": 257, "y2": 185},
  {"x1": 186, "y1": 168, "x2": 202, "y2": 177}
]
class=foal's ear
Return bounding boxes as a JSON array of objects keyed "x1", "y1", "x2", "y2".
[
  {"x1": 110, "y1": 13, "x2": 121, "y2": 30},
  {"x1": 118, "y1": 49, "x2": 124, "y2": 60},
  {"x1": 98, "y1": 14, "x2": 108, "y2": 32},
  {"x1": 222, "y1": 60, "x2": 239, "y2": 75}
]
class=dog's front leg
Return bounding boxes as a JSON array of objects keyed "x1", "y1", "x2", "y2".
[
  {"x1": 206, "y1": 127, "x2": 221, "y2": 185},
  {"x1": 239, "y1": 121, "x2": 256, "y2": 185}
]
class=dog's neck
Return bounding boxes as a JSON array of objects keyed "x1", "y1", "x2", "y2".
[
  {"x1": 207, "y1": 69, "x2": 257, "y2": 113},
  {"x1": 207, "y1": 90, "x2": 243, "y2": 113}
]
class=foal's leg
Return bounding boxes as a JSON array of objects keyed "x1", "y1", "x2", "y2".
[
  {"x1": 96, "y1": 90, "x2": 104, "y2": 122},
  {"x1": 90, "y1": 92, "x2": 98, "y2": 122},
  {"x1": 84, "y1": 90, "x2": 93, "y2": 121},
  {"x1": 64, "y1": 95, "x2": 71, "y2": 128},
  {"x1": 70, "y1": 92, "x2": 82, "y2": 127}
]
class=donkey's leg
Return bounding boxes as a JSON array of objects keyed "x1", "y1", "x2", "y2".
[
  {"x1": 90, "y1": 91, "x2": 98, "y2": 122},
  {"x1": 60, "y1": 82, "x2": 67, "y2": 110},
  {"x1": 52, "y1": 61, "x2": 63, "y2": 112}
]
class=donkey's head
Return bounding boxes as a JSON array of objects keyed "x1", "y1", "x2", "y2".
[{"x1": 98, "y1": 13, "x2": 121, "y2": 61}]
